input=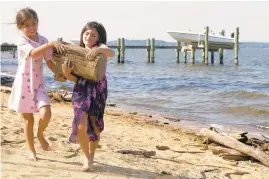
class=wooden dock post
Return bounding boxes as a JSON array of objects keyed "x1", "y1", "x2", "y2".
[
  {"x1": 234, "y1": 27, "x2": 239, "y2": 65},
  {"x1": 117, "y1": 38, "x2": 121, "y2": 63},
  {"x1": 191, "y1": 48, "x2": 195, "y2": 64},
  {"x1": 12, "y1": 48, "x2": 16, "y2": 58},
  {"x1": 146, "y1": 39, "x2": 151, "y2": 63},
  {"x1": 120, "y1": 38, "x2": 125, "y2": 63},
  {"x1": 183, "y1": 50, "x2": 187, "y2": 63},
  {"x1": 219, "y1": 48, "x2": 223, "y2": 64},
  {"x1": 150, "y1": 38, "x2": 155, "y2": 63},
  {"x1": 211, "y1": 51, "x2": 214, "y2": 64},
  {"x1": 202, "y1": 50, "x2": 205, "y2": 63},
  {"x1": 176, "y1": 41, "x2": 180, "y2": 63},
  {"x1": 204, "y1": 26, "x2": 209, "y2": 65}
]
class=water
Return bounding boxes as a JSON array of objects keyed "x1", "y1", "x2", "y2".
[{"x1": 1, "y1": 43, "x2": 269, "y2": 137}]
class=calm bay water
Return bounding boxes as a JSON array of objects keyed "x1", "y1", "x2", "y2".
[{"x1": 1, "y1": 42, "x2": 269, "y2": 137}]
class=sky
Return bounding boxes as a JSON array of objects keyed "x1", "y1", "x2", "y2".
[{"x1": 1, "y1": 1, "x2": 269, "y2": 44}]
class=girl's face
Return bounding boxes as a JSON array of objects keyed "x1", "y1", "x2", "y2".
[
  {"x1": 82, "y1": 28, "x2": 99, "y2": 48},
  {"x1": 21, "y1": 19, "x2": 38, "y2": 39}
]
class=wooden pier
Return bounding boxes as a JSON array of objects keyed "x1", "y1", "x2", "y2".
[
  {"x1": 1, "y1": 26, "x2": 239, "y2": 65},
  {"x1": 111, "y1": 26, "x2": 239, "y2": 65}
]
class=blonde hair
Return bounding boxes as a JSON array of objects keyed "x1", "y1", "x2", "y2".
[{"x1": 16, "y1": 7, "x2": 38, "y2": 29}]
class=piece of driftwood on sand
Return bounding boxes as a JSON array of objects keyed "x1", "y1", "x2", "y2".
[
  {"x1": 200, "y1": 128, "x2": 269, "y2": 167},
  {"x1": 208, "y1": 146, "x2": 250, "y2": 161},
  {"x1": 117, "y1": 149, "x2": 156, "y2": 158},
  {"x1": 52, "y1": 42, "x2": 106, "y2": 81}
]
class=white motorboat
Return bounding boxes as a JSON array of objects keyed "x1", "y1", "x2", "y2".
[{"x1": 167, "y1": 31, "x2": 234, "y2": 44}]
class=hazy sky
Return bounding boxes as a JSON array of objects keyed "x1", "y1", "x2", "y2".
[{"x1": 1, "y1": 1, "x2": 269, "y2": 44}]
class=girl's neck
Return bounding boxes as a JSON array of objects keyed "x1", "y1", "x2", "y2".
[
  {"x1": 25, "y1": 33, "x2": 39, "y2": 42},
  {"x1": 85, "y1": 43, "x2": 98, "y2": 50},
  {"x1": 85, "y1": 46, "x2": 94, "y2": 50}
]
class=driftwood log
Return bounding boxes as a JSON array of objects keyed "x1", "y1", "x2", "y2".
[
  {"x1": 208, "y1": 146, "x2": 250, "y2": 161},
  {"x1": 156, "y1": 145, "x2": 205, "y2": 153},
  {"x1": 117, "y1": 149, "x2": 156, "y2": 158},
  {"x1": 209, "y1": 145, "x2": 247, "y2": 156},
  {"x1": 52, "y1": 42, "x2": 106, "y2": 81},
  {"x1": 200, "y1": 128, "x2": 269, "y2": 167}
]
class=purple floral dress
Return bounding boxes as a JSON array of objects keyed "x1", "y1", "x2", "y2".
[{"x1": 69, "y1": 74, "x2": 107, "y2": 143}]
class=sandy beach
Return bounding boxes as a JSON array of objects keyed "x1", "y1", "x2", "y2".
[{"x1": 1, "y1": 87, "x2": 269, "y2": 179}]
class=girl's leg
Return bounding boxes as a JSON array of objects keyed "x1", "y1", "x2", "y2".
[
  {"x1": 22, "y1": 113, "x2": 37, "y2": 161},
  {"x1": 77, "y1": 113, "x2": 91, "y2": 171},
  {"x1": 89, "y1": 115, "x2": 100, "y2": 163},
  {"x1": 38, "y1": 105, "x2": 51, "y2": 150}
]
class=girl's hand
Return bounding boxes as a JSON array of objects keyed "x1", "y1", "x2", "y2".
[
  {"x1": 52, "y1": 41, "x2": 66, "y2": 54},
  {"x1": 54, "y1": 74, "x2": 67, "y2": 82},
  {"x1": 86, "y1": 48, "x2": 100, "y2": 60},
  {"x1": 62, "y1": 59, "x2": 74, "y2": 77}
]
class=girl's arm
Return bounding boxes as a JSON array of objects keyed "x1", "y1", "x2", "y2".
[
  {"x1": 97, "y1": 43, "x2": 115, "y2": 57},
  {"x1": 45, "y1": 60, "x2": 67, "y2": 82},
  {"x1": 43, "y1": 42, "x2": 67, "y2": 82},
  {"x1": 30, "y1": 41, "x2": 65, "y2": 58},
  {"x1": 62, "y1": 60, "x2": 77, "y2": 83},
  {"x1": 45, "y1": 59, "x2": 57, "y2": 74},
  {"x1": 65, "y1": 73, "x2": 77, "y2": 83}
]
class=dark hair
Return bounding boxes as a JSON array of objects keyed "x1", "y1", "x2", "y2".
[
  {"x1": 16, "y1": 7, "x2": 38, "y2": 29},
  {"x1": 79, "y1": 21, "x2": 107, "y2": 47}
]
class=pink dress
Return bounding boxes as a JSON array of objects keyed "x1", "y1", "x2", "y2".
[{"x1": 8, "y1": 34, "x2": 52, "y2": 113}]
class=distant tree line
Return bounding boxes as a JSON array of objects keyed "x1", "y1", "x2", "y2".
[{"x1": 1, "y1": 43, "x2": 16, "y2": 51}]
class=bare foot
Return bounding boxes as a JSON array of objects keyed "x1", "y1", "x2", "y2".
[
  {"x1": 88, "y1": 152, "x2": 95, "y2": 164},
  {"x1": 89, "y1": 155, "x2": 94, "y2": 164},
  {"x1": 37, "y1": 132, "x2": 50, "y2": 151},
  {"x1": 27, "y1": 152, "x2": 38, "y2": 161},
  {"x1": 81, "y1": 158, "x2": 92, "y2": 172}
]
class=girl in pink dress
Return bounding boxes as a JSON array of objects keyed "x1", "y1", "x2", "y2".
[
  {"x1": 8, "y1": 7, "x2": 66, "y2": 161},
  {"x1": 63, "y1": 21, "x2": 114, "y2": 171}
]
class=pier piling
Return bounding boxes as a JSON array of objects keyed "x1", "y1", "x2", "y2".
[
  {"x1": 120, "y1": 38, "x2": 125, "y2": 63},
  {"x1": 234, "y1": 27, "x2": 239, "y2": 65},
  {"x1": 211, "y1": 51, "x2": 214, "y2": 64},
  {"x1": 150, "y1": 38, "x2": 155, "y2": 63},
  {"x1": 219, "y1": 48, "x2": 223, "y2": 64},
  {"x1": 204, "y1": 26, "x2": 209, "y2": 65},
  {"x1": 176, "y1": 41, "x2": 180, "y2": 63},
  {"x1": 147, "y1": 39, "x2": 151, "y2": 63},
  {"x1": 117, "y1": 38, "x2": 121, "y2": 63}
]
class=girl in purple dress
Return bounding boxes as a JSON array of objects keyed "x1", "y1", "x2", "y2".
[{"x1": 63, "y1": 21, "x2": 114, "y2": 172}]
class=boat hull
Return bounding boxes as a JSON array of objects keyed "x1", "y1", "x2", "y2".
[{"x1": 167, "y1": 31, "x2": 234, "y2": 44}]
